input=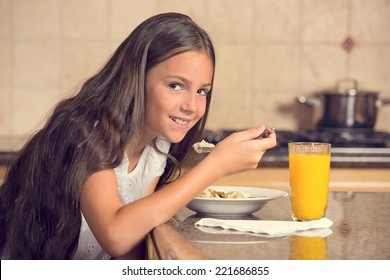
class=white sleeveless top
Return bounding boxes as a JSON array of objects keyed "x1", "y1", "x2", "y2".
[{"x1": 72, "y1": 137, "x2": 171, "y2": 259}]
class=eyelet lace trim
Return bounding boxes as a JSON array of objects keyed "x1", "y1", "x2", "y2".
[{"x1": 86, "y1": 243, "x2": 97, "y2": 257}]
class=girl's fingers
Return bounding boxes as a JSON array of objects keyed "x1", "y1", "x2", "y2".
[{"x1": 230, "y1": 125, "x2": 266, "y2": 142}]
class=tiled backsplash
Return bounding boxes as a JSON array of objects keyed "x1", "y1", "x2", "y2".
[{"x1": 1, "y1": 0, "x2": 390, "y2": 137}]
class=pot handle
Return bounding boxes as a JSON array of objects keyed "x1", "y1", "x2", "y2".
[
  {"x1": 297, "y1": 96, "x2": 321, "y2": 106},
  {"x1": 336, "y1": 78, "x2": 358, "y2": 94},
  {"x1": 377, "y1": 98, "x2": 390, "y2": 107}
]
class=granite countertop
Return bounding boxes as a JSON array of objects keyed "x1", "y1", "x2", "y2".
[{"x1": 151, "y1": 192, "x2": 390, "y2": 260}]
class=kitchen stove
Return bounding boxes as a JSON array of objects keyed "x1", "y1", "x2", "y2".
[
  {"x1": 203, "y1": 128, "x2": 390, "y2": 167},
  {"x1": 298, "y1": 128, "x2": 389, "y2": 148}
]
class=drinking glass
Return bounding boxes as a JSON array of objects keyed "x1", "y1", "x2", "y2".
[{"x1": 288, "y1": 142, "x2": 331, "y2": 221}]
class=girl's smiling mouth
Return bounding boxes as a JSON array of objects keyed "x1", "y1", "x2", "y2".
[{"x1": 170, "y1": 116, "x2": 190, "y2": 125}]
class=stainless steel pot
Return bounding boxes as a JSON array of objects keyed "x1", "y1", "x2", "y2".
[{"x1": 298, "y1": 79, "x2": 390, "y2": 129}]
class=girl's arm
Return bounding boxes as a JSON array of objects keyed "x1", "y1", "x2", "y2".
[{"x1": 80, "y1": 125, "x2": 276, "y2": 257}]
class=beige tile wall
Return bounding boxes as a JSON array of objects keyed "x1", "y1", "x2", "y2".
[{"x1": 1, "y1": 0, "x2": 390, "y2": 137}]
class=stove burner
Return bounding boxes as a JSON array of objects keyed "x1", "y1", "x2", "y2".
[
  {"x1": 202, "y1": 128, "x2": 390, "y2": 167},
  {"x1": 298, "y1": 129, "x2": 389, "y2": 148},
  {"x1": 204, "y1": 129, "x2": 390, "y2": 148},
  {"x1": 315, "y1": 127, "x2": 375, "y2": 134}
]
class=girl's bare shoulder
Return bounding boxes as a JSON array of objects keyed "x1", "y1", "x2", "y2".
[{"x1": 82, "y1": 169, "x2": 118, "y2": 194}]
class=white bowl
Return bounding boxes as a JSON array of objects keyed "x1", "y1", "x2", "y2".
[{"x1": 186, "y1": 186, "x2": 288, "y2": 217}]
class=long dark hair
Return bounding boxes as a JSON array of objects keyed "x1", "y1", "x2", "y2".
[{"x1": 0, "y1": 12, "x2": 215, "y2": 259}]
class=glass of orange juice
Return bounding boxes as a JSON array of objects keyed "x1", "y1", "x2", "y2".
[{"x1": 288, "y1": 142, "x2": 331, "y2": 221}]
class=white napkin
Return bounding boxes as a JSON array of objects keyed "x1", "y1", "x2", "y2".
[{"x1": 195, "y1": 218, "x2": 333, "y2": 238}]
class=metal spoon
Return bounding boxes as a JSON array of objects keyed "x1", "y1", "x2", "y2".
[
  {"x1": 258, "y1": 127, "x2": 277, "y2": 139},
  {"x1": 193, "y1": 127, "x2": 277, "y2": 154}
]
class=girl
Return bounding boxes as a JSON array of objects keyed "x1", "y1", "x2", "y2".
[{"x1": 0, "y1": 13, "x2": 276, "y2": 259}]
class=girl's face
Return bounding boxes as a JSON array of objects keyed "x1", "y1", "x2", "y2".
[{"x1": 144, "y1": 51, "x2": 213, "y2": 143}]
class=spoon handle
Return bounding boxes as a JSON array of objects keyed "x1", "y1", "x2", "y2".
[{"x1": 258, "y1": 127, "x2": 277, "y2": 139}]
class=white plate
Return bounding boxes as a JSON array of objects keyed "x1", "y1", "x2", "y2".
[{"x1": 186, "y1": 186, "x2": 289, "y2": 217}]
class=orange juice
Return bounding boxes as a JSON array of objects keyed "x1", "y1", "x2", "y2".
[{"x1": 288, "y1": 143, "x2": 331, "y2": 221}]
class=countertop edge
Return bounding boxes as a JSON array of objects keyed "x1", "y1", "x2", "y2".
[{"x1": 150, "y1": 223, "x2": 211, "y2": 260}]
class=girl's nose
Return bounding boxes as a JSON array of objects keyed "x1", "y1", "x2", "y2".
[{"x1": 182, "y1": 92, "x2": 197, "y2": 113}]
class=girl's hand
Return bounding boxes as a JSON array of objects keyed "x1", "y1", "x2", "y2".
[{"x1": 208, "y1": 125, "x2": 277, "y2": 177}]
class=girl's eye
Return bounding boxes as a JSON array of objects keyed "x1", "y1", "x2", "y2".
[
  {"x1": 168, "y1": 83, "x2": 182, "y2": 91},
  {"x1": 197, "y1": 89, "x2": 209, "y2": 97}
]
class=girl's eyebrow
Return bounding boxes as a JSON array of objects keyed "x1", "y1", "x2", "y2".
[{"x1": 165, "y1": 75, "x2": 212, "y2": 88}]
